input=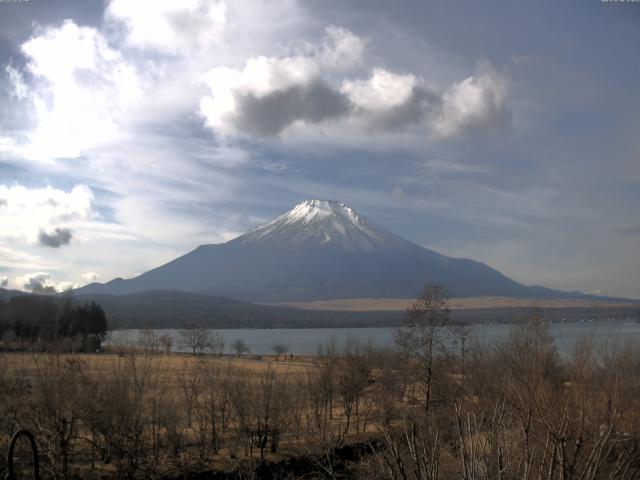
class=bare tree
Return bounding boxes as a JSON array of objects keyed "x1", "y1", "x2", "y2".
[
  {"x1": 138, "y1": 328, "x2": 160, "y2": 355},
  {"x1": 395, "y1": 284, "x2": 450, "y2": 415},
  {"x1": 270, "y1": 343, "x2": 288, "y2": 361},
  {"x1": 450, "y1": 323, "x2": 470, "y2": 395},
  {"x1": 208, "y1": 331, "x2": 226, "y2": 356},
  {"x1": 178, "y1": 360, "x2": 202, "y2": 428},
  {"x1": 250, "y1": 367, "x2": 289, "y2": 461},
  {"x1": 159, "y1": 334, "x2": 173, "y2": 356},
  {"x1": 309, "y1": 339, "x2": 338, "y2": 442},
  {"x1": 371, "y1": 348, "x2": 411, "y2": 427},
  {"x1": 179, "y1": 325, "x2": 211, "y2": 355},
  {"x1": 87, "y1": 350, "x2": 156, "y2": 478},
  {"x1": 336, "y1": 338, "x2": 373, "y2": 433},
  {"x1": 196, "y1": 357, "x2": 226, "y2": 453},
  {"x1": 111, "y1": 330, "x2": 135, "y2": 356},
  {"x1": 228, "y1": 370, "x2": 252, "y2": 457},
  {"x1": 231, "y1": 338, "x2": 250, "y2": 357}
]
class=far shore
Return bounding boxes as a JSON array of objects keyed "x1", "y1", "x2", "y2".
[{"x1": 265, "y1": 296, "x2": 639, "y2": 311}]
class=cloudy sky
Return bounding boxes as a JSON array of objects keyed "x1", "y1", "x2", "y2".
[{"x1": 0, "y1": 0, "x2": 639, "y2": 298}]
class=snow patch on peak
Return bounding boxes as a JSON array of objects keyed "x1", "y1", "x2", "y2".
[
  {"x1": 285, "y1": 200, "x2": 361, "y2": 225},
  {"x1": 231, "y1": 199, "x2": 418, "y2": 253},
  {"x1": 287, "y1": 200, "x2": 334, "y2": 223}
]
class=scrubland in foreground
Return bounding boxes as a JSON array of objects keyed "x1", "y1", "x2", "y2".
[{"x1": 2, "y1": 312, "x2": 640, "y2": 478}]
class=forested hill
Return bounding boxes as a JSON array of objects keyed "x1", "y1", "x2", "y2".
[{"x1": 0, "y1": 294, "x2": 108, "y2": 351}]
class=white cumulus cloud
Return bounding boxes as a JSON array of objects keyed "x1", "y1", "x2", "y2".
[
  {"x1": 200, "y1": 27, "x2": 511, "y2": 141},
  {"x1": 342, "y1": 69, "x2": 417, "y2": 111},
  {"x1": 81, "y1": 271, "x2": 100, "y2": 283},
  {"x1": 0, "y1": 184, "x2": 95, "y2": 245},
  {"x1": 16, "y1": 271, "x2": 75, "y2": 294},
  {"x1": 433, "y1": 62, "x2": 511, "y2": 139},
  {"x1": 106, "y1": 0, "x2": 227, "y2": 55},
  {"x1": 17, "y1": 20, "x2": 145, "y2": 159}
]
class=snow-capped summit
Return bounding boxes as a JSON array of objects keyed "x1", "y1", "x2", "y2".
[
  {"x1": 232, "y1": 199, "x2": 412, "y2": 251},
  {"x1": 286, "y1": 200, "x2": 354, "y2": 223}
]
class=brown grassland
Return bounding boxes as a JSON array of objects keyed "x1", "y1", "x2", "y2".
[
  {"x1": 2, "y1": 288, "x2": 640, "y2": 479},
  {"x1": 0, "y1": 345, "x2": 388, "y2": 479},
  {"x1": 268, "y1": 296, "x2": 635, "y2": 312}
]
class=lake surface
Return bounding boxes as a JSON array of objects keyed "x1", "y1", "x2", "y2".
[{"x1": 107, "y1": 320, "x2": 640, "y2": 356}]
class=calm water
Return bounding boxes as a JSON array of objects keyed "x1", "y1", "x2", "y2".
[{"x1": 107, "y1": 320, "x2": 640, "y2": 356}]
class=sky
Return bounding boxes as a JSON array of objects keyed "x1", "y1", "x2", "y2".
[{"x1": 0, "y1": 0, "x2": 639, "y2": 298}]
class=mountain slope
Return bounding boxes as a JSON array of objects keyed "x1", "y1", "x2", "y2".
[{"x1": 76, "y1": 200, "x2": 589, "y2": 302}]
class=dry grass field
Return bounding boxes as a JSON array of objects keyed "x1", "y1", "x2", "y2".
[
  {"x1": 1, "y1": 350, "x2": 315, "y2": 377},
  {"x1": 3, "y1": 311, "x2": 640, "y2": 479},
  {"x1": 268, "y1": 296, "x2": 635, "y2": 311},
  {"x1": 0, "y1": 347, "x2": 385, "y2": 479}
]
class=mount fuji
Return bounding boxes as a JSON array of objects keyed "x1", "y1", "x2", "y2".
[{"x1": 75, "y1": 200, "x2": 586, "y2": 302}]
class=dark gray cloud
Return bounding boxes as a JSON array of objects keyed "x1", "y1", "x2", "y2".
[
  {"x1": 21, "y1": 273, "x2": 56, "y2": 295},
  {"x1": 0, "y1": 276, "x2": 7, "y2": 287},
  {"x1": 207, "y1": 63, "x2": 512, "y2": 139},
  {"x1": 233, "y1": 82, "x2": 352, "y2": 136},
  {"x1": 38, "y1": 227, "x2": 73, "y2": 248}
]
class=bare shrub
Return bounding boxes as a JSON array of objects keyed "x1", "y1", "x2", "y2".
[
  {"x1": 231, "y1": 339, "x2": 250, "y2": 357},
  {"x1": 31, "y1": 355, "x2": 87, "y2": 479},
  {"x1": 179, "y1": 326, "x2": 211, "y2": 355},
  {"x1": 270, "y1": 343, "x2": 288, "y2": 361}
]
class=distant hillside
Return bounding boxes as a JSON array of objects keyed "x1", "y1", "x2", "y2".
[
  {"x1": 76, "y1": 290, "x2": 639, "y2": 329},
  {"x1": 3, "y1": 287, "x2": 636, "y2": 329},
  {"x1": 76, "y1": 290, "x2": 403, "y2": 329}
]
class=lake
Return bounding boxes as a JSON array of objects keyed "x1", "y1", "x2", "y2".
[{"x1": 107, "y1": 319, "x2": 640, "y2": 356}]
